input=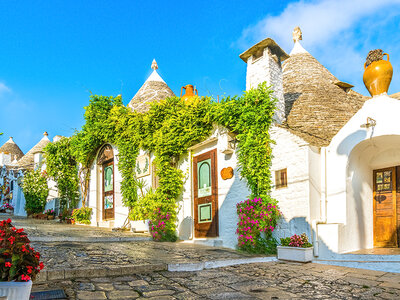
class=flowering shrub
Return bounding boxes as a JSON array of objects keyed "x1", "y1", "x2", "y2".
[
  {"x1": 71, "y1": 207, "x2": 92, "y2": 224},
  {"x1": 44, "y1": 209, "x2": 55, "y2": 216},
  {"x1": 0, "y1": 218, "x2": 44, "y2": 281},
  {"x1": 149, "y1": 208, "x2": 177, "y2": 242},
  {"x1": 236, "y1": 197, "x2": 280, "y2": 254},
  {"x1": 280, "y1": 233, "x2": 312, "y2": 248},
  {"x1": 1, "y1": 203, "x2": 13, "y2": 211}
]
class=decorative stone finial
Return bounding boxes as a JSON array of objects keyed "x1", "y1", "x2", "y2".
[
  {"x1": 43, "y1": 131, "x2": 48, "y2": 136},
  {"x1": 293, "y1": 26, "x2": 302, "y2": 43},
  {"x1": 151, "y1": 59, "x2": 158, "y2": 71}
]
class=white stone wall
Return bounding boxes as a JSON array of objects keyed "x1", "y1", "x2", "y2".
[
  {"x1": 0, "y1": 153, "x2": 11, "y2": 166},
  {"x1": 245, "y1": 48, "x2": 285, "y2": 124},
  {"x1": 270, "y1": 125, "x2": 312, "y2": 239},
  {"x1": 320, "y1": 94, "x2": 400, "y2": 255}
]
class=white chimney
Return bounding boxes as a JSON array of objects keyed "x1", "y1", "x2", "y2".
[{"x1": 239, "y1": 38, "x2": 289, "y2": 124}]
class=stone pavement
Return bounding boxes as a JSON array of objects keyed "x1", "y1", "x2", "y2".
[
  {"x1": 32, "y1": 261, "x2": 400, "y2": 299},
  {"x1": 4, "y1": 214, "x2": 400, "y2": 299},
  {"x1": 3, "y1": 214, "x2": 150, "y2": 242}
]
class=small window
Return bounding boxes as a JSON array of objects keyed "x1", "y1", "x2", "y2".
[{"x1": 275, "y1": 169, "x2": 287, "y2": 189}]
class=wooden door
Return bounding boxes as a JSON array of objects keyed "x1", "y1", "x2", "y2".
[
  {"x1": 373, "y1": 167, "x2": 397, "y2": 247},
  {"x1": 193, "y1": 149, "x2": 218, "y2": 238},
  {"x1": 103, "y1": 160, "x2": 115, "y2": 220}
]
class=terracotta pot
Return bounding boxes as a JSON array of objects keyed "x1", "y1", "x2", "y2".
[
  {"x1": 180, "y1": 84, "x2": 198, "y2": 102},
  {"x1": 363, "y1": 53, "x2": 393, "y2": 96},
  {"x1": 47, "y1": 215, "x2": 55, "y2": 220}
]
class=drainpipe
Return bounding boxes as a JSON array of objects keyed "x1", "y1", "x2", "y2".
[
  {"x1": 189, "y1": 149, "x2": 194, "y2": 240},
  {"x1": 312, "y1": 147, "x2": 328, "y2": 257}
]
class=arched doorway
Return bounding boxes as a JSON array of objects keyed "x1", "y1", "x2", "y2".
[{"x1": 97, "y1": 145, "x2": 114, "y2": 220}]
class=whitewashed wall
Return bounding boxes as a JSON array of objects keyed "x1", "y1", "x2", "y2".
[
  {"x1": 270, "y1": 125, "x2": 313, "y2": 240},
  {"x1": 245, "y1": 48, "x2": 285, "y2": 124},
  {"x1": 319, "y1": 94, "x2": 400, "y2": 255}
]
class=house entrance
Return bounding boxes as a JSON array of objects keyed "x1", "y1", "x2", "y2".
[
  {"x1": 373, "y1": 166, "x2": 400, "y2": 247},
  {"x1": 98, "y1": 145, "x2": 114, "y2": 220},
  {"x1": 193, "y1": 149, "x2": 218, "y2": 238}
]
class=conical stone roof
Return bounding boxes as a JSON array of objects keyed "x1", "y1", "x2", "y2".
[
  {"x1": 17, "y1": 132, "x2": 51, "y2": 170},
  {"x1": 128, "y1": 60, "x2": 175, "y2": 113},
  {"x1": 0, "y1": 137, "x2": 24, "y2": 161},
  {"x1": 282, "y1": 34, "x2": 367, "y2": 147}
]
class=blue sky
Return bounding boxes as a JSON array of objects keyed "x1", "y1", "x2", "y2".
[{"x1": 1, "y1": 0, "x2": 400, "y2": 153}]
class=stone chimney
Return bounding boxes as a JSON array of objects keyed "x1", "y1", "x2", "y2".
[{"x1": 239, "y1": 38, "x2": 289, "y2": 124}]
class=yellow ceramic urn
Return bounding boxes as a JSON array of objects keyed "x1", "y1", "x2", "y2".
[{"x1": 363, "y1": 53, "x2": 393, "y2": 96}]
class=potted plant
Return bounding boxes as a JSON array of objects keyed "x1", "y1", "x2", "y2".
[
  {"x1": 1, "y1": 203, "x2": 13, "y2": 214},
  {"x1": 0, "y1": 218, "x2": 44, "y2": 300},
  {"x1": 277, "y1": 233, "x2": 313, "y2": 262},
  {"x1": 71, "y1": 207, "x2": 92, "y2": 225},
  {"x1": 44, "y1": 209, "x2": 56, "y2": 220}
]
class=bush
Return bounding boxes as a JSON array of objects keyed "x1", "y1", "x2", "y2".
[
  {"x1": 236, "y1": 197, "x2": 280, "y2": 254},
  {"x1": 149, "y1": 208, "x2": 177, "y2": 242},
  {"x1": 22, "y1": 170, "x2": 49, "y2": 215},
  {"x1": 0, "y1": 218, "x2": 44, "y2": 281},
  {"x1": 280, "y1": 233, "x2": 312, "y2": 248},
  {"x1": 71, "y1": 207, "x2": 92, "y2": 224}
]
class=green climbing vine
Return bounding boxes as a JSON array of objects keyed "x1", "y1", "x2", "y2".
[
  {"x1": 44, "y1": 137, "x2": 80, "y2": 210},
  {"x1": 44, "y1": 82, "x2": 277, "y2": 243}
]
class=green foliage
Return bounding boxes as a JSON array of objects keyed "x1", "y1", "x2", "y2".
[
  {"x1": 22, "y1": 169, "x2": 49, "y2": 215},
  {"x1": 0, "y1": 218, "x2": 44, "y2": 282},
  {"x1": 215, "y1": 83, "x2": 276, "y2": 201},
  {"x1": 45, "y1": 83, "x2": 277, "y2": 245},
  {"x1": 44, "y1": 137, "x2": 80, "y2": 210},
  {"x1": 72, "y1": 207, "x2": 92, "y2": 224}
]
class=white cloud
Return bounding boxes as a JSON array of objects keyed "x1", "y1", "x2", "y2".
[
  {"x1": 238, "y1": 0, "x2": 400, "y2": 50},
  {"x1": 236, "y1": 0, "x2": 400, "y2": 95},
  {"x1": 0, "y1": 82, "x2": 11, "y2": 96}
]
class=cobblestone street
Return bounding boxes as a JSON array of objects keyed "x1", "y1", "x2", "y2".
[
  {"x1": 33, "y1": 262, "x2": 400, "y2": 299},
  {"x1": 2, "y1": 214, "x2": 400, "y2": 299}
]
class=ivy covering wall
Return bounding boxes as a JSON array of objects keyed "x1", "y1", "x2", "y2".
[{"x1": 43, "y1": 83, "x2": 277, "y2": 244}]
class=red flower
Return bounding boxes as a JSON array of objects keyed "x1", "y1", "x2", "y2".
[
  {"x1": 8, "y1": 236, "x2": 15, "y2": 245},
  {"x1": 11, "y1": 227, "x2": 16, "y2": 231},
  {"x1": 35, "y1": 253, "x2": 40, "y2": 259},
  {"x1": 16, "y1": 228, "x2": 24, "y2": 234},
  {"x1": 39, "y1": 262, "x2": 44, "y2": 270},
  {"x1": 5, "y1": 262, "x2": 11, "y2": 267},
  {"x1": 6, "y1": 219, "x2": 11, "y2": 224},
  {"x1": 20, "y1": 274, "x2": 31, "y2": 281}
]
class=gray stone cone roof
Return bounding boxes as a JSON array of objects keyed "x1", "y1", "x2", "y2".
[
  {"x1": 0, "y1": 138, "x2": 24, "y2": 160},
  {"x1": 17, "y1": 135, "x2": 51, "y2": 170},
  {"x1": 282, "y1": 51, "x2": 368, "y2": 147},
  {"x1": 128, "y1": 80, "x2": 175, "y2": 113}
]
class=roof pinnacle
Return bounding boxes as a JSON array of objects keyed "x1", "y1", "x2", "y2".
[
  {"x1": 293, "y1": 26, "x2": 302, "y2": 43},
  {"x1": 151, "y1": 59, "x2": 158, "y2": 71}
]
